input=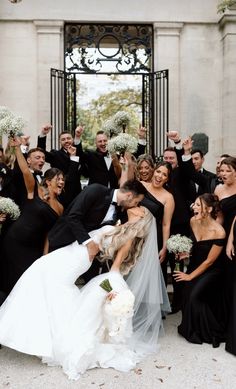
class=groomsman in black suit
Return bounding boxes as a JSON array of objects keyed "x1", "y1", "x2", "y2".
[
  {"x1": 48, "y1": 179, "x2": 147, "y2": 281},
  {"x1": 162, "y1": 137, "x2": 194, "y2": 314},
  {"x1": 12, "y1": 147, "x2": 46, "y2": 208},
  {"x1": 190, "y1": 149, "x2": 216, "y2": 197},
  {"x1": 74, "y1": 126, "x2": 147, "y2": 188},
  {"x1": 37, "y1": 125, "x2": 82, "y2": 207}
]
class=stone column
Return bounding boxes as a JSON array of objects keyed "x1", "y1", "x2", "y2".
[
  {"x1": 219, "y1": 9, "x2": 236, "y2": 155},
  {"x1": 154, "y1": 22, "x2": 183, "y2": 132},
  {"x1": 33, "y1": 20, "x2": 64, "y2": 131}
]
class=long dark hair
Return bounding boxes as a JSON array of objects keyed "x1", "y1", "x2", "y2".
[
  {"x1": 198, "y1": 193, "x2": 221, "y2": 219},
  {"x1": 41, "y1": 168, "x2": 64, "y2": 187},
  {"x1": 220, "y1": 156, "x2": 236, "y2": 172},
  {"x1": 154, "y1": 161, "x2": 172, "y2": 189}
]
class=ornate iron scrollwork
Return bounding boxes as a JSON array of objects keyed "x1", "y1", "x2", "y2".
[{"x1": 65, "y1": 24, "x2": 153, "y2": 73}]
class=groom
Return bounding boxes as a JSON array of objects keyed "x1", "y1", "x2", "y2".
[{"x1": 48, "y1": 179, "x2": 146, "y2": 279}]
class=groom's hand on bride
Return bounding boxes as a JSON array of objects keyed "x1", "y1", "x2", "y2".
[{"x1": 86, "y1": 241, "x2": 100, "y2": 261}]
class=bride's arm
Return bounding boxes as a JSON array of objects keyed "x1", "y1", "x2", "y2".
[{"x1": 110, "y1": 239, "x2": 132, "y2": 272}]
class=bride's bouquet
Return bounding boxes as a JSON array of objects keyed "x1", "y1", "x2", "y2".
[
  {"x1": 100, "y1": 278, "x2": 135, "y2": 344},
  {"x1": 166, "y1": 234, "x2": 193, "y2": 270}
]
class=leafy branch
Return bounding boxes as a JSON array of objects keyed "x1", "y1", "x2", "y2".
[{"x1": 217, "y1": 0, "x2": 236, "y2": 13}]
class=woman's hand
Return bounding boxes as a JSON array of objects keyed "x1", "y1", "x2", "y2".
[
  {"x1": 173, "y1": 270, "x2": 191, "y2": 282},
  {"x1": 0, "y1": 213, "x2": 7, "y2": 223},
  {"x1": 226, "y1": 240, "x2": 235, "y2": 260},
  {"x1": 175, "y1": 252, "x2": 189, "y2": 261},
  {"x1": 159, "y1": 247, "x2": 167, "y2": 263},
  {"x1": 9, "y1": 136, "x2": 21, "y2": 148},
  {"x1": 106, "y1": 291, "x2": 117, "y2": 301}
]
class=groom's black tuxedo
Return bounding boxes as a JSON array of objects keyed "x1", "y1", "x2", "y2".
[{"x1": 48, "y1": 184, "x2": 126, "y2": 252}]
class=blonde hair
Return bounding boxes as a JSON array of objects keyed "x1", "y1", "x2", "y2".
[
  {"x1": 4, "y1": 141, "x2": 17, "y2": 169},
  {"x1": 99, "y1": 207, "x2": 153, "y2": 274}
]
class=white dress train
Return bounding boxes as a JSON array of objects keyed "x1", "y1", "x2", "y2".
[{"x1": 0, "y1": 220, "x2": 170, "y2": 380}]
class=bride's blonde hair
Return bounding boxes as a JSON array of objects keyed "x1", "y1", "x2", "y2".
[{"x1": 99, "y1": 207, "x2": 153, "y2": 274}]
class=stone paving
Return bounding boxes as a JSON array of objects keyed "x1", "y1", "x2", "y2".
[{"x1": 0, "y1": 312, "x2": 235, "y2": 389}]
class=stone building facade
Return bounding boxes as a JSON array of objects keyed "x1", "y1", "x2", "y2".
[{"x1": 0, "y1": 0, "x2": 235, "y2": 170}]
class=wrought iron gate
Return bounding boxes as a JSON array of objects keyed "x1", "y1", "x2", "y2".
[{"x1": 50, "y1": 68, "x2": 168, "y2": 159}]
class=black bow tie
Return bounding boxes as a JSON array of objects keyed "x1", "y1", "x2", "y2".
[
  {"x1": 97, "y1": 150, "x2": 109, "y2": 157},
  {"x1": 111, "y1": 201, "x2": 117, "y2": 206},
  {"x1": 34, "y1": 170, "x2": 43, "y2": 176}
]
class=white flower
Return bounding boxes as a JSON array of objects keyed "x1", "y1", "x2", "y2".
[
  {"x1": 105, "y1": 289, "x2": 135, "y2": 317},
  {"x1": 0, "y1": 197, "x2": 21, "y2": 220},
  {"x1": 166, "y1": 234, "x2": 193, "y2": 254},
  {"x1": 107, "y1": 133, "x2": 138, "y2": 155},
  {"x1": 0, "y1": 107, "x2": 25, "y2": 137},
  {"x1": 102, "y1": 288, "x2": 135, "y2": 343},
  {"x1": 102, "y1": 118, "x2": 121, "y2": 137},
  {"x1": 0, "y1": 106, "x2": 12, "y2": 121},
  {"x1": 113, "y1": 111, "x2": 130, "y2": 130}
]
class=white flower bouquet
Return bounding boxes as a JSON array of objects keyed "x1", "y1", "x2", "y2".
[
  {"x1": 166, "y1": 234, "x2": 193, "y2": 270},
  {"x1": 0, "y1": 106, "x2": 25, "y2": 138},
  {"x1": 0, "y1": 197, "x2": 21, "y2": 220},
  {"x1": 113, "y1": 111, "x2": 130, "y2": 132},
  {"x1": 100, "y1": 278, "x2": 135, "y2": 343},
  {"x1": 167, "y1": 234, "x2": 193, "y2": 255},
  {"x1": 102, "y1": 118, "x2": 121, "y2": 138},
  {"x1": 107, "y1": 133, "x2": 138, "y2": 156},
  {"x1": 0, "y1": 106, "x2": 11, "y2": 121}
]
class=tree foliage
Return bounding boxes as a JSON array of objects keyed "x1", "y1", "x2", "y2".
[{"x1": 76, "y1": 85, "x2": 142, "y2": 148}]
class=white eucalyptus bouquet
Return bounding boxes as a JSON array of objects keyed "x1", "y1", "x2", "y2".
[
  {"x1": 113, "y1": 111, "x2": 130, "y2": 132},
  {"x1": 100, "y1": 278, "x2": 135, "y2": 344},
  {"x1": 0, "y1": 106, "x2": 25, "y2": 138},
  {"x1": 0, "y1": 197, "x2": 21, "y2": 220},
  {"x1": 107, "y1": 133, "x2": 138, "y2": 156}
]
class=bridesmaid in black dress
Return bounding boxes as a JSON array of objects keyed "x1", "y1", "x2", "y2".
[
  {"x1": 225, "y1": 216, "x2": 236, "y2": 355},
  {"x1": 0, "y1": 137, "x2": 65, "y2": 295},
  {"x1": 174, "y1": 193, "x2": 226, "y2": 347},
  {"x1": 214, "y1": 156, "x2": 236, "y2": 330},
  {"x1": 118, "y1": 156, "x2": 175, "y2": 259},
  {"x1": 140, "y1": 161, "x2": 175, "y2": 263}
]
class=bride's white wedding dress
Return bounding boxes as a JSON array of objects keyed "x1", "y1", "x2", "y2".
[{"x1": 0, "y1": 220, "x2": 170, "y2": 380}]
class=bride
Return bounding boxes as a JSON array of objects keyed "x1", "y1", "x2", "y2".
[{"x1": 0, "y1": 206, "x2": 169, "y2": 380}]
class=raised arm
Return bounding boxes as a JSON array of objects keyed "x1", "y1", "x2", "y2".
[{"x1": 10, "y1": 137, "x2": 35, "y2": 198}]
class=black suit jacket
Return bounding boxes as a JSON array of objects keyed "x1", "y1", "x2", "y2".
[
  {"x1": 180, "y1": 157, "x2": 216, "y2": 198},
  {"x1": 37, "y1": 136, "x2": 82, "y2": 207},
  {"x1": 37, "y1": 135, "x2": 82, "y2": 173},
  {"x1": 78, "y1": 142, "x2": 146, "y2": 188},
  {"x1": 48, "y1": 184, "x2": 119, "y2": 251}
]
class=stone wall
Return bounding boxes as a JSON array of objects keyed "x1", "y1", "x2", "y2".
[{"x1": 0, "y1": 0, "x2": 235, "y2": 170}]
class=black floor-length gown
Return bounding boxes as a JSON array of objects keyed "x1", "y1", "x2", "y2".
[
  {"x1": 220, "y1": 194, "x2": 236, "y2": 330},
  {"x1": 225, "y1": 219, "x2": 236, "y2": 355},
  {"x1": 178, "y1": 234, "x2": 225, "y2": 345},
  {"x1": 0, "y1": 197, "x2": 58, "y2": 294}
]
